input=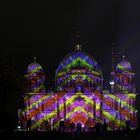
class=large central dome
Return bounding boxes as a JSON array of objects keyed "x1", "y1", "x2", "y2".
[{"x1": 56, "y1": 44, "x2": 102, "y2": 75}]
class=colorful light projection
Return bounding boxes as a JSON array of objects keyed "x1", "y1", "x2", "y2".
[
  {"x1": 21, "y1": 91, "x2": 137, "y2": 130},
  {"x1": 56, "y1": 51, "x2": 102, "y2": 75},
  {"x1": 103, "y1": 93, "x2": 137, "y2": 129},
  {"x1": 116, "y1": 59, "x2": 132, "y2": 72},
  {"x1": 113, "y1": 57, "x2": 135, "y2": 93},
  {"x1": 53, "y1": 50, "x2": 103, "y2": 128},
  {"x1": 20, "y1": 58, "x2": 47, "y2": 128},
  {"x1": 25, "y1": 57, "x2": 46, "y2": 93},
  {"x1": 55, "y1": 51, "x2": 103, "y2": 92},
  {"x1": 20, "y1": 50, "x2": 137, "y2": 131}
]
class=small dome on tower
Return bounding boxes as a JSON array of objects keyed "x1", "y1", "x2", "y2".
[
  {"x1": 116, "y1": 55, "x2": 132, "y2": 72},
  {"x1": 27, "y1": 57, "x2": 43, "y2": 73}
]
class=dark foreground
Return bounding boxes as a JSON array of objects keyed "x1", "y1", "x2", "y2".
[{"x1": 0, "y1": 130, "x2": 140, "y2": 140}]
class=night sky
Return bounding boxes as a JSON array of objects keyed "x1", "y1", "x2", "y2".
[{"x1": 1, "y1": 0, "x2": 140, "y2": 92}]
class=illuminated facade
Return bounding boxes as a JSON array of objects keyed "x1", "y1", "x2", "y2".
[{"x1": 20, "y1": 44, "x2": 137, "y2": 131}]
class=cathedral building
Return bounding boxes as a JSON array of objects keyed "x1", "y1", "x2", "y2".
[{"x1": 20, "y1": 42, "x2": 137, "y2": 131}]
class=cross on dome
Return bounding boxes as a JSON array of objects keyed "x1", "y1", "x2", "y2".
[
  {"x1": 34, "y1": 57, "x2": 37, "y2": 63},
  {"x1": 75, "y1": 31, "x2": 82, "y2": 51}
]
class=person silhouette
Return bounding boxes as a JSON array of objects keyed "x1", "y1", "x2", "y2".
[
  {"x1": 70, "y1": 122, "x2": 75, "y2": 133},
  {"x1": 102, "y1": 120, "x2": 108, "y2": 132},
  {"x1": 27, "y1": 117, "x2": 31, "y2": 131},
  {"x1": 125, "y1": 120, "x2": 130, "y2": 131}
]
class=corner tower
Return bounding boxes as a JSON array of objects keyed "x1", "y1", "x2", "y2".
[
  {"x1": 109, "y1": 55, "x2": 137, "y2": 128},
  {"x1": 21, "y1": 57, "x2": 47, "y2": 130},
  {"x1": 25, "y1": 57, "x2": 46, "y2": 93},
  {"x1": 113, "y1": 55, "x2": 135, "y2": 93}
]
